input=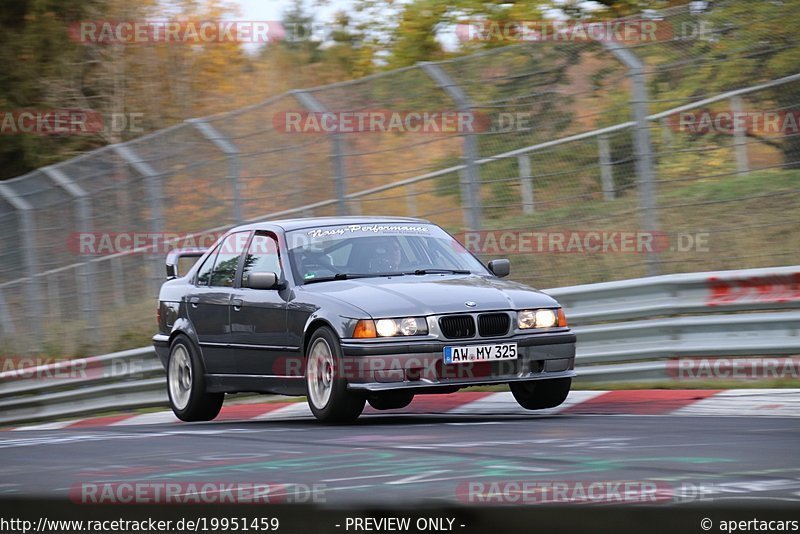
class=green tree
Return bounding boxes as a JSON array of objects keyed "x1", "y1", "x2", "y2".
[
  {"x1": 0, "y1": 0, "x2": 106, "y2": 179},
  {"x1": 1, "y1": 0, "x2": 255, "y2": 181},
  {"x1": 643, "y1": 0, "x2": 800, "y2": 167}
]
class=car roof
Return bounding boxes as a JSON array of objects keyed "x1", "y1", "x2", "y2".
[{"x1": 228, "y1": 216, "x2": 433, "y2": 233}]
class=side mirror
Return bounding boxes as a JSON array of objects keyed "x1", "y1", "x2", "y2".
[
  {"x1": 246, "y1": 272, "x2": 279, "y2": 290},
  {"x1": 488, "y1": 259, "x2": 510, "y2": 278}
]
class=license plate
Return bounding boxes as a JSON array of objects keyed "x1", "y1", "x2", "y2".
[{"x1": 443, "y1": 343, "x2": 518, "y2": 364}]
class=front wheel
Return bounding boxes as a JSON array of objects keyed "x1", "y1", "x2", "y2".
[
  {"x1": 167, "y1": 335, "x2": 224, "y2": 421},
  {"x1": 305, "y1": 327, "x2": 365, "y2": 423},
  {"x1": 509, "y1": 378, "x2": 571, "y2": 410}
]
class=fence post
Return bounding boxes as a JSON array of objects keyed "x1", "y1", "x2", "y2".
[
  {"x1": 111, "y1": 256, "x2": 126, "y2": 305},
  {"x1": 46, "y1": 273, "x2": 59, "y2": 320},
  {"x1": 597, "y1": 135, "x2": 616, "y2": 200},
  {"x1": 602, "y1": 41, "x2": 660, "y2": 275},
  {"x1": 517, "y1": 154, "x2": 535, "y2": 214},
  {"x1": 188, "y1": 120, "x2": 243, "y2": 224},
  {"x1": 660, "y1": 117, "x2": 674, "y2": 148},
  {"x1": 0, "y1": 287, "x2": 14, "y2": 335},
  {"x1": 406, "y1": 182, "x2": 418, "y2": 217},
  {"x1": 0, "y1": 183, "x2": 42, "y2": 348},
  {"x1": 112, "y1": 145, "x2": 165, "y2": 297},
  {"x1": 293, "y1": 90, "x2": 349, "y2": 216},
  {"x1": 730, "y1": 96, "x2": 750, "y2": 174},
  {"x1": 42, "y1": 166, "x2": 99, "y2": 344},
  {"x1": 420, "y1": 62, "x2": 482, "y2": 230}
]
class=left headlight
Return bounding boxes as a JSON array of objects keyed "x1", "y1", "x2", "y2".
[
  {"x1": 517, "y1": 308, "x2": 561, "y2": 329},
  {"x1": 365, "y1": 317, "x2": 429, "y2": 337}
]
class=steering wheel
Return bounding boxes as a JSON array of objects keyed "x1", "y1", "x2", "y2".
[{"x1": 300, "y1": 253, "x2": 343, "y2": 278}]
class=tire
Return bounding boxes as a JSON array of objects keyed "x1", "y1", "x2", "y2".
[
  {"x1": 509, "y1": 378, "x2": 572, "y2": 410},
  {"x1": 367, "y1": 391, "x2": 414, "y2": 411},
  {"x1": 305, "y1": 327, "x2": 366, "y2": 423},
  {"x1": 167, "y1": 335, "x2": 224, "y2": 421}
]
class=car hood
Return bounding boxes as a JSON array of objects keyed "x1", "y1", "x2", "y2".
[{"x1": 298, "y1": 274, "x2": 558, "y2": 317}]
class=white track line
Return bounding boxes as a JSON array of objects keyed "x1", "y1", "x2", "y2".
[
  {"x1": 110, "y1": 411, "x2": 181, "y2": 426},
  {"x1": 8, "y1": 389, "x2": 800, "y2": 430},
  {"x1": 673, "y1": 389, "x2": 800, "y2": 417},
  {"x1": 254, "y1": 403, "x2": 313, "y2": 421},
  {"x1": 10, "y1": 420, "x2": 74, "y2": 431}
]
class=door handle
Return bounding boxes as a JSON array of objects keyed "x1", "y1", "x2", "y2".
[
  {"x1": 189, "y1": 297, "x2": 199, "y2": 308},
  {"x1": 232, "y1": 299, "x2": 243, "y2": 311}
]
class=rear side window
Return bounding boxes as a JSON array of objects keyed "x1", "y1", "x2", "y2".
[
  {"x1": 195, "y1": 244, "x2": 220, "y2": 286},
  {"x1": 210, "y1": 232, "x2": 250, "y2": 287}
]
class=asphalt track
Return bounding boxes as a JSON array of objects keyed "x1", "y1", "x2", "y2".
[{"x1": 1, "y1": 411, "x2": 799, "y2": 506}]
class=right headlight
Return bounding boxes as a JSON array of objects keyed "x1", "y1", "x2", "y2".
[
  {"x1": 517, "y1": 308, "x2": 561, "y2": 329},
  {"x1": 354, "y1": 317, "x2": 428, "y2": 338}
]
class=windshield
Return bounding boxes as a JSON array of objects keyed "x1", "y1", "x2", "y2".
[{"x1": 286, "y1": 223, "x2": 488, "y2": 284}]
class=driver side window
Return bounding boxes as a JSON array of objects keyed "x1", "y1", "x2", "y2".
[{"x1": 242, "y1": 233, "x2": 283, "y2": 287}]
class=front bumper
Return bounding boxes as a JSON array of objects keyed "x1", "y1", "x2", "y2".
[{"x1": 340, "y1": 330, "x2": 576, "y2": 392}]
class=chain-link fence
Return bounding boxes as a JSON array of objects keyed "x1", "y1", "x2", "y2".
[{"x1": 1, "y1": 3, "x2": 798, "y2": 355}]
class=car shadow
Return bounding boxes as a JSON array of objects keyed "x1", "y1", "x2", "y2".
[{"x1": 205, "y1": 412, "x2": 573, "y2": 428}]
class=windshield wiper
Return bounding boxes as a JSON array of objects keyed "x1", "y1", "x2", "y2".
[
  {"x1": 406, "y1": 269, "x2": 471, "y2": 275},
  {"x1": 303, "y1": 273, "x2": 358, "y2": 285},
  {"x1": 303, "y1": 272, "x2": 405, "y2": 285}
]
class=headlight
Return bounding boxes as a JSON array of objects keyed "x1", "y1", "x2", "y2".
[
  {"x1": 517, "y1": 310, "x2": 537, "y2": 329},
  {"x1": 354, "y1": 318, "x2": 428, "y2": 338},
  {"x1": 517, "y1": 308, "x2": 560, "y2": 329},
  {"x1": 534, "y1": 309, "x2": 557, "y2": 328},
  {"x1": 375, "y1": 319, "x2": 398, "y2": 337},
  {"x1": 399, "y1": 317, "x2": 419, "y2": 336}
]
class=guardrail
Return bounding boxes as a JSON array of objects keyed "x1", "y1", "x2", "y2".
[
  {"x1": 0, "y1": 347, "x2": 165, "y2": 425},
  {"x1": 1, "y1": 265, "x2": 798, "y2": 425}
]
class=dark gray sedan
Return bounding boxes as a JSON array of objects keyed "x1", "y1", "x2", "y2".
[{"x1": 153, "y1": 217, "x2": 576, "y2": 423}]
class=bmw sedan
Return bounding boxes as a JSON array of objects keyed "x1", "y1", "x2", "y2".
[{"x1": 152, "y1": 217, "x2": 576, "y2": 423}]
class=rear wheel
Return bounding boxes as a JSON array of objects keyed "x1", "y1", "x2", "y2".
[
  {"x1": 305, "y1": 327, "x2": 365, "y2": 423},
  {"x1": 367, "y1": 391, "x2": 414, "y2": 411},
  {"x1": 167, "y1": 335, "x2": 224, "y2": 421},
  {"x1": 510, "y1": 378, "x2": 571, "y2": 410}
]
